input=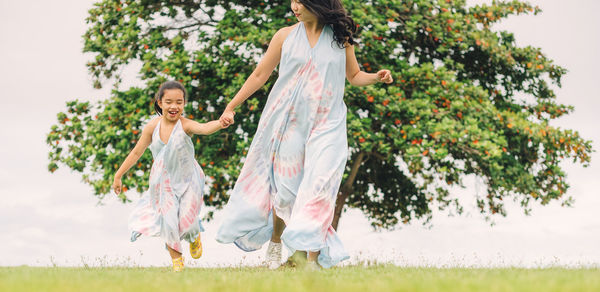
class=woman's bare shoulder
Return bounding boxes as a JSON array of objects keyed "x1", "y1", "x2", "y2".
[{"x1": 273, "y1": 24, "x2": 298, "y2": 42}]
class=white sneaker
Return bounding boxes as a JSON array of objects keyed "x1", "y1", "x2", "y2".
[{"x1": 265, "y1": 241, "x2": 282, "y2": 269}]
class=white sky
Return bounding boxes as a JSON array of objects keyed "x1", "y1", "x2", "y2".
[{"x1": 0, "y1": 0, "x2": 599, "y2": 268}]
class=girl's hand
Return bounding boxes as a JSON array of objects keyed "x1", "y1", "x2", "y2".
[
  {"x1": 220, "y1": 108, "x2": 235, "y2": 128},
  {"x1": 112, "y1": 177, "x2": 123, "y2": 195},
  {"x1": 376, "y1": 69, "x2": 393, "y2": 84}
]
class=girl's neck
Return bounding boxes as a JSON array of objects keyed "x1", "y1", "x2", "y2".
[
  {"x1": 161, "y1": 116, "x2": 179, "y2": 126},
  {"x1": 303, "y1": 20, "x2": 324, "y2": 33}
]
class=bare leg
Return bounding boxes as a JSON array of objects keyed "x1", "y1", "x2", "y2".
[
  {"x1": 308, "y1": 251, "x2": 319, "y2": 262},
  {"x1": 266, "y1": 209, "x2": 286, "y2": 269},
  {"x1": 271, "y1": 208, "x2": 286, "y2": 243},
  {"x1": 292, "y1": 250, "x2": 308, "y2": 261},
  {"x1": 271, "y1": 208, "x2": 318, "y2": 266},
  {"x1": 166, "y1": 244, "x2": 182, "y2": 259}
]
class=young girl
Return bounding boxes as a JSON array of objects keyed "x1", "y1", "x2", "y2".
[
  {"x1": 216, "y1": 0, "x2": 393, "y2": 269},
  {"x1": 112, "y1": 81, "x2": 225, "y2": 272}
]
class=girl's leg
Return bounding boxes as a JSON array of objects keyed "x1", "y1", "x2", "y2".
[
  {"x1": 166, "y1": 244, "x2": 182, "y2": 259},
  {"x1": 190, "y1": 232, "x2": 203, "y2": 259},
  {"x1": 167, "y1": 244, "x2": 184, "y2": 272},
  {"x1": 271, "y1": 208, "x2": 286, "y2": 243}
]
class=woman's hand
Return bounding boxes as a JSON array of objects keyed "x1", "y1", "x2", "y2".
[
  {"x1": 112, "y1": 177, "x2": 123, "y2": 195},
  {"x1": 220, "y1": 108, "x2": 236, "y2": 128},
  {"x1": 376, "y1": 69, "x2": 393, "y2": 84}
]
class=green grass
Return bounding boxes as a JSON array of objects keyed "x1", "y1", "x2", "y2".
[{"x1": 1, "y1": 266, "x2": 599, "y2": 292}]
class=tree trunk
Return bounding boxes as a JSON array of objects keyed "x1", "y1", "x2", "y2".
[
  {"x1": 332, "y1": 188, "x2": 350, "y2": 231},
  {"x1": 332, "y1": 151, "x2": 365, "y2": 230}
]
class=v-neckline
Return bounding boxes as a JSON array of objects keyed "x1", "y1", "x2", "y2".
[
  {"x1": 158, "y1": 119, "x2": 179, "y2": 145},
  {"x1": 302, "y1": 22, "x2": 325, "y2": 50}
]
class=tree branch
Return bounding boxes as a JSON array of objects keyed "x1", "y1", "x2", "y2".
[{"x1": 369, "y1": 151, "x2": 386, "y2": 161}]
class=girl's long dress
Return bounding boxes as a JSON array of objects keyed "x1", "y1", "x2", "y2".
[
  {"x1": 216, "y1": 22, "x2": 350, "y2": 268},
  {"x1": 128, "y1": 119, "x2": 205, "y2": 252}
]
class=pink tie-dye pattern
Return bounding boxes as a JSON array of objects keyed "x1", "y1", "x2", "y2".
[
  {"x1": 129, "y1": 119, "x2": 205, "y2": 253},
  {"x1": 302, "y1": 197, "x2": 334, "y2": 236},
  {"x1": 235, "y1": 51, "x2": 333, "y2": 220},
  {"x1": 179, "y1": 197, "x2": 199, "y2": 233},
  {"x1": 235, "y1": 152, "x2": 272, "y2": 216},
  {"x1": 217, "y1": 24, "x2": 349, "y2": 267}
]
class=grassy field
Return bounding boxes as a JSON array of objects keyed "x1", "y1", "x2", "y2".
[{"x1": 1, "y1": 266, "x2": 599, "y2": 292}]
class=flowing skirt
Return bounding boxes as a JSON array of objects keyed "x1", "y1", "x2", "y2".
[
  {"x1": 128, "y1": 161, "x2": 205, "y2": 252},
  {"x1": 216, "y1": 94, "x2": 350, "y2": 268}
]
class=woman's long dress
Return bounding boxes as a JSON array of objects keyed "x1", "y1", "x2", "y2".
[
  {"x1": 128, "y1": 119, "x2": 205, "y2": 252},
  {"x1": 216, "y1": 22, "x2": 350, "y2": 268}
]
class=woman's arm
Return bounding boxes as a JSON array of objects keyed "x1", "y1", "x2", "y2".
[
  {"x1": 182, "y1": 118, "x2": 224, "y2": 136},
  {"x1": 345, "y1": 45, "x2": 393, "y2": 86},
  {"x1": 112, "y1": 119, "x2": 156, "y2": 195},
  {"x1": 220, "y1": 26, "x2": 294, "y2": 127}
]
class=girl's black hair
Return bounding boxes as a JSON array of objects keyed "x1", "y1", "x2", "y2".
[
  {"x1": 153, "y1": 81, "x2": 187, "y2": 115},
  {"x1": 298, "y1": 0, "x2": 358, "y2": 48}
]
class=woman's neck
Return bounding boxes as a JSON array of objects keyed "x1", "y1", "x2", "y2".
[{"x1": 303, "y1": 20, "x2": 324, "y2": 33}]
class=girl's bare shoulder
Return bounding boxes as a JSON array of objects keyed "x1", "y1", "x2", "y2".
[
  {"x1": 142, "y1": 116, "x2": 161, "y2": 134},
  {"x1": 180, "y1": 116, "x2": 199, "y2": 127},
  {"x1": 179, "y1": 117, "x2": 201, "y2": 135}
]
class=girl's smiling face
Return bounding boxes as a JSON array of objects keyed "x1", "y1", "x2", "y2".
[
  {"x1": 291, "y1": 0, "x2": 318, "y2": 22},
  {"x1": 158, "y1": 89, "x2": 185, "y2": 121}
]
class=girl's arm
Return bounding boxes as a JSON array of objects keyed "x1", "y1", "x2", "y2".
[
  {"x1": 112, "y1": 120, "x2": 156, "y2": 195},
  {"x1": 345, "y1": 45, "x2": 393, "y2": 86},
  {"x1": 182, "y1": 118, "x2": 224, "y2": 136},
  {"x1": 220, "y1": 26, "x2": 294, "y2": 127}
]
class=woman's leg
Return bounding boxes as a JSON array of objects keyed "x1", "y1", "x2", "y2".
[
  {"x1": 266, "y1": 209, "x2": 286, "y2": 269},
  {"x1": 279, "y1": 123, "x2": 350, "y2": 268},
  {"x1": 308, "y1": 251, "x2": 319, "y2": 262},
  {"x1": 271, "y1": 208, "x2": 286, "y2": 243}
]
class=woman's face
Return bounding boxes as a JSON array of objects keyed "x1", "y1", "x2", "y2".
[
  {"x1": 291, "y1": 0, "x2": 318, "y2": 23},
  {"x1": 159, "y1": 89, "x2": 185, "y2": 122}
]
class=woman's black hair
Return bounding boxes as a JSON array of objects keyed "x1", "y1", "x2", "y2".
[
  {"x1": 153, "y1": 81, "x2": 187, "y2": 115},
  {"x1": 298, "y1": 0, "x2": 358, "y2": 48}
]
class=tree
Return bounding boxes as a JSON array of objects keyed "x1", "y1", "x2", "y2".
[{"x1": 47, "y1": 0, "x2": 592, "y2": 229}]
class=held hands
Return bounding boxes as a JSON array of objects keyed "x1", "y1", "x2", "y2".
[
  {"x1": 376, "y1": 69, "x2": 393, "y2": 84},
  {"x1": 112, "y1": 177, "x2": 122, "y2": 195},
  {"x1": 220, "y1": 108, "x2": 236, "y2": 128}
]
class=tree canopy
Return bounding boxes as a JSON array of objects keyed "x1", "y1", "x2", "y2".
[{"x1": 47, "y1": 0, "x2": 592, "y2": 229}]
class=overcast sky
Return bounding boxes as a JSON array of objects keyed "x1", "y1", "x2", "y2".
[{"x1": 0, "y1": 0, "x2": 599, "y2": 268}]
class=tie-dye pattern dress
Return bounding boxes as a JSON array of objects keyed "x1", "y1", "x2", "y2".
[
  {"x1": 216, "y1": 22, "x2": 350, "y2": 268},
  {"x1": 128, "y1": 119, "x2": 205, "y2": 252}
]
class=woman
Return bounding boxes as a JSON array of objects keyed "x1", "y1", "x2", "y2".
[{"x1": 216, "y1": 0, "x2": 393, "y2": 269}]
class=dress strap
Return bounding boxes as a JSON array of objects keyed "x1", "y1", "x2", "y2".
[{"x1": 152, "y1": 119, "x2": 162, "y2": 142}]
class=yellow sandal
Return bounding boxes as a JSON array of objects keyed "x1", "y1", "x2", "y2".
[
  {"x1": 172, "y1": 256, "x2": 184, "y2": 272},
  {"x1": 190, "y1": 233, "x2": 203, "y2": 259}
]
